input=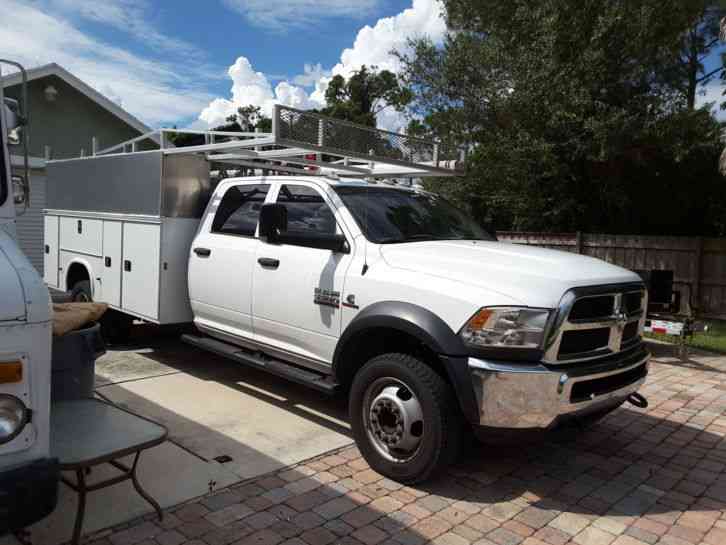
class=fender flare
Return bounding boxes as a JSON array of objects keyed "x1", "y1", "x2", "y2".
[
  {"x1": 333, "y1": 301, "x2": 465, "y2": 371},
  {"x1": 332, "y1": 301, "x2": 480, "y2": 422}
]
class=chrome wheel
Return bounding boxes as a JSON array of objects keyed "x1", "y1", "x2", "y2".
[{"x1": 363, "y1": 377, "x2": 424, "y2": 463}]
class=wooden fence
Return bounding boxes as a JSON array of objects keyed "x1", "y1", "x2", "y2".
[{"x1": 496, "y1": 232, "x2": 726, "y2": 320}]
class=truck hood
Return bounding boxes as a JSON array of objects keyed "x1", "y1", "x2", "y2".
[
  {"x1": 379, "y1": 240, "x2": 642, "y2": 308},
  {"x1": 0, "y1": 228, "x2": 27, "y2": 321}
]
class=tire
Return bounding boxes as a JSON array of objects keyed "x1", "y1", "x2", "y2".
[
  {"x1": 70, "y1": 280, "x2": 92, "y2": 302},
  {"x1": 101, "y1": 310, "x2": 133, "y2": 344},
  {"x1": 349, "y1": 353, "x2": 463, "y2": 484}
]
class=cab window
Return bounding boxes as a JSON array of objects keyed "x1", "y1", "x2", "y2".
[
  {"x1": 276, "y1": 184, "x2": 337, "y2": 236},
  {"x1": 212, "y1": 184, "x2": 269, "y2": 237}
]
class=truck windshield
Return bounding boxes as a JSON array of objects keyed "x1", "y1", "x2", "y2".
[{"x1": 334, "y1": 186, "x2": 494, "y2": 244}]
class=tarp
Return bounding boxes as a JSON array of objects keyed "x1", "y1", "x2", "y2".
[{"x1": 52, "y1": 303, "x2": 108, "y2": 337}]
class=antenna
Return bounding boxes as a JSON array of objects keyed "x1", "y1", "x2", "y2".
[{"x1": 362, "y1": 180, "x2": 369, "y2": 275}]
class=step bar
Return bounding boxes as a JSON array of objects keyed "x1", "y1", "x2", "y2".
[{"x1": 181, "y1": 334, "x2": 339, "y2": 395}]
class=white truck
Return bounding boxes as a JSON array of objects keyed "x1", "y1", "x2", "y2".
[
  {"x1": 0, "y1": 60, "x2": 58, "y2": 530},
  {"x1": 44, "y1": 107, "x2": 650, "y2": 482}
]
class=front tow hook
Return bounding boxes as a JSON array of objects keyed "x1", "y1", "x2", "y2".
[{"x1": 627, "y1": 392, "x2": 648, "y2": 409}]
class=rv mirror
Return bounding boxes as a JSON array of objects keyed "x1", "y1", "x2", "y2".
[
  {"x1": 12, "y1": 175, "x2": 28, "y2": 212},
  {"x1": 259, "y1": 203, "x2": 287, "y2": 241}
]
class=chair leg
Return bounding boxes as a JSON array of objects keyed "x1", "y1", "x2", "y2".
[
  {"x1": 130, "y1": 452, "x2": 163, "y2": 520},
  {"x1": 71, "y1": 469, "x2": 87, "y2": 545}
]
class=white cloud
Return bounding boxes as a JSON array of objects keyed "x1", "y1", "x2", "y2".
[
  {"x1": 199, "y1": 0, "x2": 447, "y2": 132},
  {"x1": 2, "y1": 0, "x2": 216, "y2": 126},
  {"x1": 222, "y1": 0, "x2": 380, "y2": 30},
  {"x1": 292, "y1": 63, "x2": 330, "y2": 88},
  {"x1": 47, "y1": 0, "x2": 202, "y2": 58},
  {"x1": 329, "y1": 0, "x2": 446, "y2": 80},
  {"x1": 199, "y1": 57, "x2": 313, "y2": 127}
]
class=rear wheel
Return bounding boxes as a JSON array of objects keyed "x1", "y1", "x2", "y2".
[
  {"x1": 349, "y1": 353, "x2": 462, "y2": 484},
  {"x1": 70, "y1": 280, "x2": 92, "y2": 302}
]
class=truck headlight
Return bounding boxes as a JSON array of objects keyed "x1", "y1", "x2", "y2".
[
  {"x1": 460, "y1": 307, "x2": 551, "y2": 349},
  {"x1": 0, "y1": 394, "x2": 29, "y2": 445}
]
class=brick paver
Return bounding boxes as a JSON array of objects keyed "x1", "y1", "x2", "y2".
[{"x1": 75, "y1": 345, "x2": 726, "y2": 545}]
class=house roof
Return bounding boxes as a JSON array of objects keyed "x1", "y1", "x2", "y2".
[{"x1": 1, "y1": 63, "x2": 151, "y2": 136}]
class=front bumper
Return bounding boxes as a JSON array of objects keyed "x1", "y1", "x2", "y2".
[
  {"x1": 468, "y1": 345, "x2": 649, "y2": 429},
  {"x1": 0, "y1": 457, "x2": 59, "y2": 532}
]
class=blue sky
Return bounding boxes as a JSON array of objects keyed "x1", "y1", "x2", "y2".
[{"x1": 1, "y1": 0, "x2": 446, "y2": 130}]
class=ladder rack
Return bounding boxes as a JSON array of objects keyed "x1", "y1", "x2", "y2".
[{"x1": 94, "y1": 105, "x2": 464, "y2": 178}]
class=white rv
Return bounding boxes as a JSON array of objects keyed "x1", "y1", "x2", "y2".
[{"x1": 0, "y1": 60, "x2": 57, "y2": 532}]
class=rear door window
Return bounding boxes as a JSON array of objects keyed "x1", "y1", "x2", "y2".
[{"x1": 212, "y1": 184, "x2": 269, "y2": 237}]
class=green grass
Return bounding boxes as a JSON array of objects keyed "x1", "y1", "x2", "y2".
[{"x1": 645, "y1": 319, "x2": 726, "y2": 354}]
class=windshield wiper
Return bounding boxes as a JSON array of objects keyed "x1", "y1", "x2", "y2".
[{"x1": 377, "y1": 234, "x2": 440, "y2": 244}]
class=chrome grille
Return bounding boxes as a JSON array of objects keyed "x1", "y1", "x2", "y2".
[{"x1": 544, "y1": 283, "x2": 647, "y2": 364}]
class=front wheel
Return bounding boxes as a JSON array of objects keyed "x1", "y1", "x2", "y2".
[{"x1": 349, "y1": 353, "x2": 462, "y2": 484}]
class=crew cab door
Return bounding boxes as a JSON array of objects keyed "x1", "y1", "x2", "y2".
[
  {"x1": 252, "y1": 182, "x2": 354, "y2": 365},
  {"x1": 188, "y1": 182, "x2": 270, "y2": 339}
]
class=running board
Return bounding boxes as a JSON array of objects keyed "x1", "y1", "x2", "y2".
[{"x1": 181, "y1": 334, "x2": 339, "y2": 395}]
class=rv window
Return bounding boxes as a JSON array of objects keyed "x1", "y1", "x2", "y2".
[{"x1": 212, "y1": 184, "x2": 269, "y2": 237}]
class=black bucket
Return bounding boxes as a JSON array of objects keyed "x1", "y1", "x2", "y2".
[{"x1": 51, "y1": 322, "x2": 106, "y2": 402}]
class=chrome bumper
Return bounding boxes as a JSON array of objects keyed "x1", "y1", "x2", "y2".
[{"x1": 469, "y1": 349, "x2": 649, "y2": 429}]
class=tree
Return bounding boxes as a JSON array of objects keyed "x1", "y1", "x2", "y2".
[
  {"x1": 168, "y1": 105, "x2": 272, "y2": 147},
  {"x1": 675, "y1": 1, "x2": 726, "y2": 109},
  {"x1": 400, "y1": 0, "x2": 726, "y2": 236},
  {"x1": 319, "y1": 65, "x2": 413, "y2": 126}
]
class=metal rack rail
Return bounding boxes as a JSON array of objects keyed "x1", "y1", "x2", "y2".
[{"x1": 93, "y1": 105, "x2": 464, "y2": 179}]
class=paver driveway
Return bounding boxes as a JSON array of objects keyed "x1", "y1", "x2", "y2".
[{"x1": 67, "y1": 342, "x2": 726, "y2": 545}]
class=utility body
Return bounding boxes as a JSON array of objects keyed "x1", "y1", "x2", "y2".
[{"x1": 45, "y1": 107, "x2": 650, "y2": 482}]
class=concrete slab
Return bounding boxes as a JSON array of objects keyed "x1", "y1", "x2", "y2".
[
  {"x1": 27, "y1": 441, "x2": 239, "y2": 545},
  {"x1": 99, "y1": 367, "x2": 352, "y2": 479},
  {"x1": 28, "y1": 329, "x2": 352, "y2": 545}
]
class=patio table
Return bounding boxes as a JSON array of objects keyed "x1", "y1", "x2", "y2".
[{"x1": 50, "y1": 398, "x2": 168, "y2": 545}]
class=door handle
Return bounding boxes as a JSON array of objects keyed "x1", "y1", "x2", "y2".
[
  {"x1": 124, "y1": 260, "x2": 132, "y2": 272},
  {"x1": 257, "y1": 257, "x2": 280, "y2": 269},
  {"x1": 194, "y1": 247, "x2": 211, "y2": 257}
]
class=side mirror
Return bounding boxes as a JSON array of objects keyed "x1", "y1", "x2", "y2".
[
  {"x1": 3, "y1": 99, "x2": 23, "y2": 145},
  {"x1": 259, "y1": 203, "x2": 287, "y2": 241},
  {"x1": 12, "y1": 175, "x2": 29, "y2": 214}
]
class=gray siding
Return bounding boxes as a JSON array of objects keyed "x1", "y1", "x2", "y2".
[
  {"x1": 14, "y1": 169, "x2": 46, "y2": 274},
  {"x1": 3, "y1": 75, "x2": 155, "y2": 160}
]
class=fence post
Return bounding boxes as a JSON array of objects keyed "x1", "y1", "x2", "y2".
[
  {"x1": 575, "y1": 231, "x2": 584, "y2": 254},
  {"x1": 693, "y1": 237, "x2": 703, "y2": 314}
]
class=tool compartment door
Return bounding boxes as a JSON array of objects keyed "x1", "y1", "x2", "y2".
[
  {"x1": 44, "y1": 215, "x2": 59, "y2": 288},
  {"x1": 59, "y1": 217, "x2": 102, "y2": 256},
  {"x1": 102, "y1": 221, "x2": 123, "y2": 307},
  {"x1": 121, "y1": 222, "x2": 160, "y2": 320}
]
